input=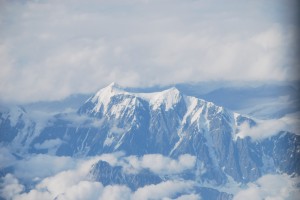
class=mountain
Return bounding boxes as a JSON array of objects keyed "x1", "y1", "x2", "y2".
[
  {"x1": 90, "y1": 160, "x2": 162, "y2": 190},
  {"x1": 0, "y1": 82, "x2": 299, "y2": 199},
  {"x1": 174, "y1": 82, "x2": 300, "y2": 119}
]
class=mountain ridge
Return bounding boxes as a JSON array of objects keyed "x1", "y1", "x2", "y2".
[{"x1": 0, "y1": 82, "x2": 299, "y2": 199}]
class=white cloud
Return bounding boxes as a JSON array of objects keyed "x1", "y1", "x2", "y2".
[
  {"x1": 95, "y1": 152, "x2": 196, "y2": 175},
  {"x1": 8, "y1": 155, "x2": 105, "y2": 200},
  {"x1": 100, "y1": 185, "x2": 131, "y2": 200},
  {"x1": 14, "y1": 190, "x2": 52, "y2": 200},
  {"x1": 164, "y1": 194, "x2": 201, "y2": 200},
  {"x1": 0, "y1": 147, "x2": 16, "y2": 168},
  {"x1": 120, "y1": 154, "x2": 196, "y2": 175},
  {"x1": 236, "y1": 113, "x2": 300, "y2": 140},
  {"x1": 0, "y1": 153, "x2": 198, "y2": 200},
  {"x1": 140, "y1": 154, "x2": 196, "y2": 175},
  {"x1": 233, "y1": 174, "x2": 300, "y2": 200},
  {"x1": 34, "y1": 138, "x2": 63, "y2": 150},
  {"x1": 98, "y1": 151, "x2": 126, "y2": 166},
  {"x1": 14, "y1": 154, "x2": 77, "y2": 180},
  {"x1": 2, "y1": 154, "x2": 152, "y2": 200},
  {"x1": 252, "y1": 26, "x2": 282, "y2": 49},
  {"x1": 0, "y1": 174, "x2": 24, "y2": 200},
  {"x1": 0, "y1": 0, "x2": 297, "y2": 103},
  {"x1": 3, "y1": 152, "x2": 299, "y2": 200},
  {"x1": 54, "y1": 181, "x2": 103, "y2": 200},
  {"x1": 132, "y1": 180, "x2": 195, "y2": 200}
]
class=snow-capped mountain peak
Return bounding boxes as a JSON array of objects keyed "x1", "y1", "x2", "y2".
[
  {"x1": 136, "y1": 87, "x2": 182, "y2": 111},
  {"x1": 90, "y1": 82, "x2": 128, "y2": 113},
  {"x1": 85, "y1": 83, "x2": 185, "y2": 114},
  {"x1": 149, "y1": 87, "x2": 182, "y2": 110},
  {"x1": 93, "y1": 82, "x2": 126, "y2": 99}
]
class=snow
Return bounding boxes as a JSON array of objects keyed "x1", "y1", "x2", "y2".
[
  {"x1": 90, "y1": 83, "x2": 183, "y2": 113},
  {"x1": 147, "y1": 87, "x2": 182, "y2": 111},
  {"x1": 87, "y1": 83, "x2": 250, "y2": 156},
  {"x1": 91, "y1": 82, "x2": 128, "y2": 113},
  {"x1": 182, "y1": 96, "x2": 198, "y2": 124},
  {"x1": 103, "y1": 137, "x2": 114, "y2": 146},
  {"x1": 231, "y1": 113, "x2": 240, "y2": 141},
  {"x1": 1, "y1": 106, "x2": 24, "y2": 127}
]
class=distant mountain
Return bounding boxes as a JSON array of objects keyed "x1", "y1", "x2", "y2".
[
  {"x1": 24, "y1": 93, "x2": 91, "y2": 113},
  {"x1": 20, "y1": 81, "x2": 300, "y2": 118}
]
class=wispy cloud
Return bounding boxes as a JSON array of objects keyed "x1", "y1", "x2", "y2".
[
  {"x1": 0, "y1": 0, "x2": 298, "y2": 103},
  {"x1": 236, "y1": 113, "x2": 300, "y2": 140},
  {"x1": 97, "y1": 152, "x2": 196, "y2": 175}
]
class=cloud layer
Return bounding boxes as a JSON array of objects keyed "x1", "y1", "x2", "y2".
[
  {"x1": 233, "y1": 174, "x2": 300, "y2": 200},
  {"x1": 0, "y1": 0, "x2": 298, "y2": 102},
  {"x1": 1, "y1": 152, "x2": 299, "y2": 200},
  {"x1": 0, "y1": 153, "x2": 199, "y2": 200},
  {"x1": 236, "y1": 113, "x2": 300, "y2": 140}
]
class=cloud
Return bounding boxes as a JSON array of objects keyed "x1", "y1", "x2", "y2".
[
  {"x1": 6, "y1": 155, "x2": 105, "y2": 200},
  {"x1": 14, "y1": 189, "x2": 52, "y2": 200},
  {"x1": 104, "y1": 153, "x2": 197, "y2": 175},
  {"x1": 3, "y1": 152, "x2": 300, "y2": 200},
  {"x1": 173, "y1": 194, "x2": 201, "y2": 200},
  {"x1": 0, "y1": 174, "x2": 24, "y2": 200},
  {"x1": 55, "y1": 112, "x2": 105, "y2": 128},
  {"x1": 99, "y1": 185, "x2": 131, "y2": 200},
  {"x1": 0, "y1": 0, "x2": 298, "y2": 103},
  {"x1": 0, "y1": 147, "x2": 16, "y2": 168},
  {"x1": 1, "y1": 153, "x2": 198, "y2": 200},
  {"x1": 233, "y1": 174, "x2": 300, "y2": 200},
  {"x1": 1, "y1": 153, "x2": 199, "y2": 200},
  {"x1": 56, "y1": 182, "x2": 131, "y2": 200},
  {"x1": 236, "y1": 113, "x2": 300, "y2": 140},
  {"x1": 34, "y1": 138, "x2": 63, "y2": 150},
  {"x1": 138, "y1": 154, "x2": 196, "y2": 175},
  {"x1": 94, "y1": 152, "x2": 196, "y2": 175},
  {"x1": 132, "y1": 180, "x2": 195, "y2": 200},
  {"x1": 251, "y1": 26, "x2": 283, "y2": 49},
  {"x1": 97, "y1": 151, "x2": 126, "y2": 166},
  {"x1": 14, "y1": 154, "x2": 77, "y2": 180}
]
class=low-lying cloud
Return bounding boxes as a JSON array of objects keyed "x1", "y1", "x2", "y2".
[
  {"x1": 132, "y1": 180, "x2": 197, "y2": 200},
  {"x1": 123, "y1": 154, "x2": 196, "y2": 175},
  {"x1": 0, "y1": 153, "x2": 198, "y2": 200},
  {"x1": 14, "y1": 154, "x2": 77, "y2": 180},
  {"x1": 1, "y1": 151, "x2": 299, "y2": 200},
  {"x1": 34, "y1": 138, "x2": 63, "y2": 150},
  {"x1": 236, "y1": 113, "x2": 300, "y2": 140},
  {"x1": 233, "y1": 174, "x2": 300, "y2": 200}
]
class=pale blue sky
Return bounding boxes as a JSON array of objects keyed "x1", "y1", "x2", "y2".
[{"x1": 0, "y1": 0, "x2": 298, "y2": 102}]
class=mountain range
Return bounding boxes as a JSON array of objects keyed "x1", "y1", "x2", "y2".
[{"x1": 0, "y1": 82, "x2": 299, "y2": 200}]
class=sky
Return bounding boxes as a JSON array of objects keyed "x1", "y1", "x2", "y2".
[{"x1": 0, "y1": 0, "x2": 299, "y2": 103}]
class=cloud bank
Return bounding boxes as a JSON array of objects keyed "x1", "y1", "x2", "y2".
[
  {"x1": 0, "y1": 153, "x2": 199, "y2": 200},
  {"x1": 233, "y1": 174, "x2": 300, "y2": 200},
  {"x1": 0, "y1": 0, "x2": 298, "y2": 103},
  {"x1": 123, "y1": 154, "x2": 196, "y2": 175},
  {"x1": 236, "y1": 113, "x2": 300, "y2": 140},
  {"x1": 1, "y1": 152, "x2": 299, "y2": 200}
]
